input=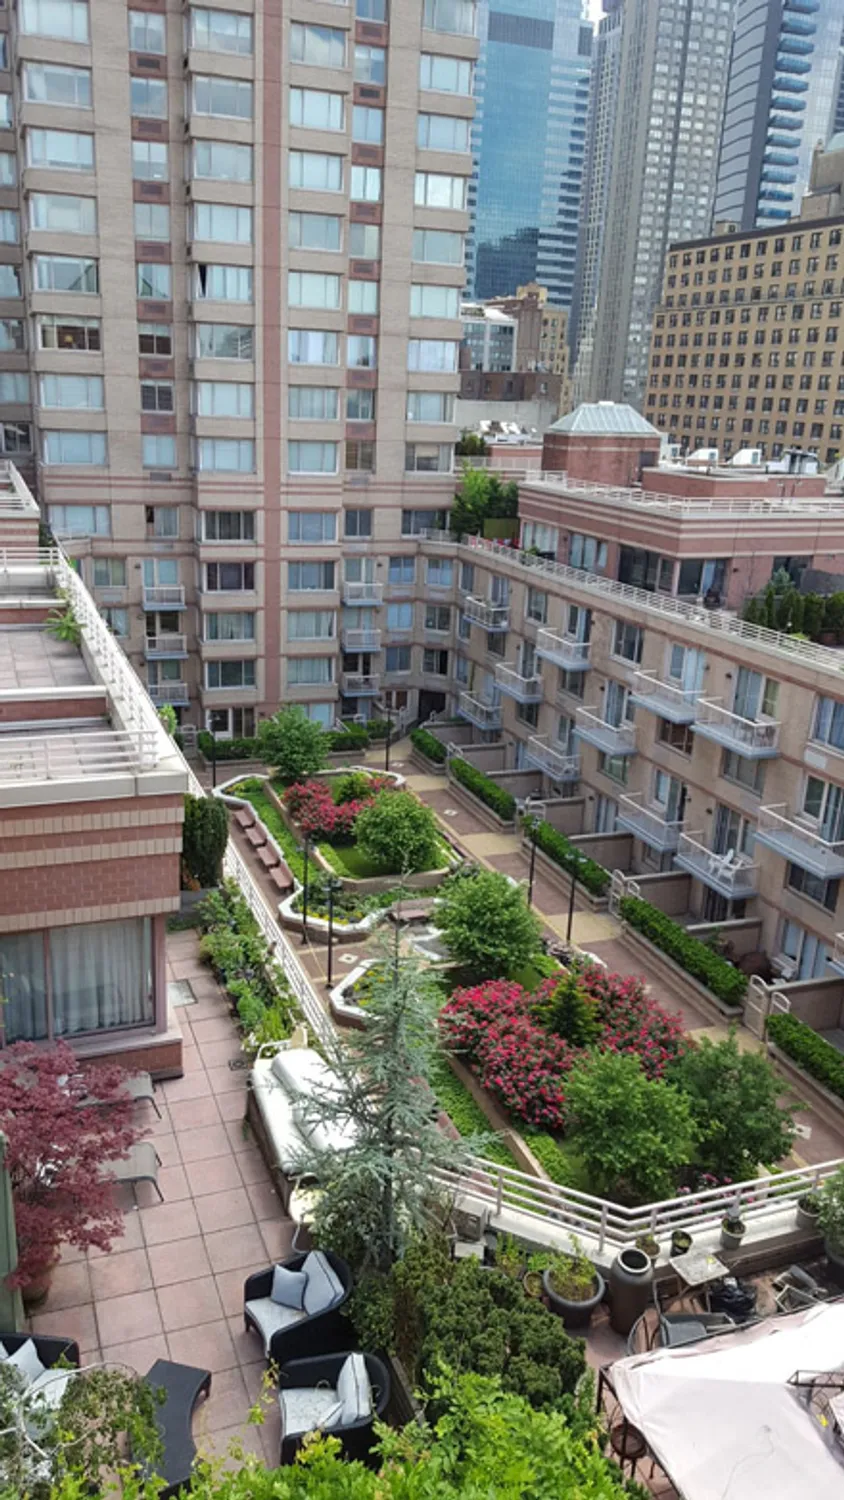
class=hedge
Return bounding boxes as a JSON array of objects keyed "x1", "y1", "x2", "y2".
[
  {"x1": 198, "y1": 732, "x2": 258, "y2": 762},
  {"x1": 619, "y1": 895, "x2": 748, "y2": 1007},
  {"x1": 410, "y1": 728, "x2": 447, "y2": 764},
  {"x1": 767, "y1": 1012, "x2": 844, "y2": 1102},
  {"x1": 531, "y1": 820, "x2": 610, "y2": 898},
  {"x1": 449, "y1": 757, "x2": 515, "y2": 821}
]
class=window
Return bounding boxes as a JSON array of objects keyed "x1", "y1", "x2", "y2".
[
  {"x1": 352, "y1": 106, "x2": 383, "y2": 144},
  {"x1": 612, "y1": 620, "x2": 643, "y2": 664},
  {"x1": 412, "y1": 228, "x2": 463, "y2": 265},
  {"x1": 0, "y1": 156, "x2": 15, "y2": 189},
  {"x1": 406, "y1": 443, "x2": 452, "y2": 472},
  {"x1": 345, "y1": 509, "x2": 372, "y2": 538},
  {"x1": 288, "y1": 511, "x2": 337, "y2": 543},
  {"x1": 387, "y1": 602, "x2": 412, "y2": 631},
  {"x1": 102, "y1": 605, "x2": 128, "y2": 636},
  {"x1": 288, "y1": 610, "x2": 334, "y2": 640},
  {"x1": 406, "y1": 391, "x2": 453, "y2": 423},
  {"x1": 289, "y1": 151, "x2": 343, "y2": 192},
  {"x1": 414, "y1": 172, "x2": 466, "y2": 209},
  {"x1": 288, "y1": 213, "x2": 342, "y2": 253},
  {"x1": 287, "y1": 656, "x2": 333, "y2": 686},
  {"x1": 205, "y1": 660, "x2": 256, "y2": 690},
  {"x1": 288, "y1": 271, "x2": 341, "y2": 309},
  {"x1": 0, "y1": 375, "x2": 28, "y2": 403},
  {"x1": 289, "y1": 441, "x2": 338, "y2": 473},
  {"x1": 193, "y1": 141, "x2": 252, "y2": 182},
  {"x1": 347, "y1": 335, "x2": 376, "y2": 367},
  {"x1": 192, "y1": 75, "x2": 253, "y2": 119},
  {"x1": 194, "y1": 203, "x2": 252, "y2": 244},
  {"x1": 93, "y1": 558, "x2": 126, "y2": 588},
  {"x1": 145, "y1": 505, "x2": 177, "y2": 538},
  {"x1": 347, "y1": 389, "x2": 374, "y2": 420},
  {"x1": 802, "y1": 776, "x2": 844, "y2": 843},
  {"x1": 288, "y1": 387, "x2": 339, "y2": 421},
  {"x1": 290, "y1": 89, "x2": 344, "y2": 131},
  {"x1": 386, "y1": 645, "x2": 411, "y2": 673},
  {"x1": 419, "y1": 54, "x2": 472, "y2": 93},
  {"x1": 598, "y1": 752, "x2": 629, "y2": 786},
  {"x1": 34, "y1": 254, "x2": 97, "y2": 293},
  {"x1": 140, "y1": 380, "x2": 174, "y2": 413},
  {"x1": 410, "y1": 284, "x2": 460, "y2": 319},
  {"x1": 190, "y1": 7, "x2": 253, "y2": 54},
  {"x1": 37, "y1": 316, "x2": 99, "y2": 354},
  {"x1": 23, "y1": 63, "x2": 91, "y2": 108},
  {"x1": 201, "y1": 510, "x2": 256, "y2": 542},
  {"x1": 194, "y1": 264, "x2": 252, "y2": 302},
  {"x1": 193, "y1": 381, "x2": 253, "y2": 420},
  {"x1": 130, "y1": 78, "x2": 167, "y2": 118},
  {"x1": 786, "y1": 862, "x2": 839, "y2": 913},
  {"x1": 138, "y1": 322, "x2": 172, "y2": 356},
  {"x1": 288, "y1": 561, "x2": 335, "y2": 591},
  {"x1": 388, "y1": 557, "x2": 415, "y2": 586},
  {"x1": 425, "y1": 604, "x2": 450, "y2": 632},
  {"x1": 132, "y1": 141, "x2": 168, "y2": 181},
  {"x1": 39, "y1": 374, "x2": 102, "y2": 409},
  {"x1": 424, "y1": 0, "x2": 475, "y2": 32},
  {"x1": 345, "y1": 439, "x2": 374, "y2": 471},
  {"x1": 48, "y1": 501, "x2": 109, "y2": 534},
  {"x1": 0, "y1": 266, "x2": 20, "y2": 299},
  {"x1": 28, "y1": 129, "x2": 93, "y2": 172},
  {"x1": 195, "y1": 323, "x2": 254, "y2": 360},
  {"x1": 288, "y1": 329, "x2": 339, "y2": 365},
  {"x1": 402, "y1": 508, "x2": 446, "y2": 534},
  {"x1": 526, "y1": 587, "x2": 547, "y2": 624},
  {"x1": 137, "y1": 263, "x2": 171, "y2": 299},
  {"x1": 407, "y1": 339, "x2": 459, "y2": 372},
  {"x1": 721, "y1": 749, "x2": 765, "y2": 795},
  {"x1": 354, "y1": 45, "x2": 386, "y2": 84},
  {"x1": 416, "y1": 113, "x2": 470, "y2": 151},
  {"x1": 290, "y1": 24, "x2": 346, "y2": 67},
  {"x1": 205, "y1": 561, "x2": 255, "y2": 591},
  {"x1": 423, "y1": 647, "x2": 449, "y2": 676},
  {"x1": 128, "y1": 9, "x2": 165, "y2": 51},
  {"x1": 204, "y1": 611, "x2": 255, "y2": 641},
  {"x1": 142, "y1": 435, "x2": 176, "y2": 468},
  {"x1": 350, "y1": 166, "x2": 381, "y2": 202},
  {"x1": 557, "y1": 667, "x2": 585, "y2": 701},
  {"x1": 206, "y1": 706, "x2": 256, "y2": 738},
  {"x1": 356, "y1": 0, "x2": 387, "y2": 15},
  {"x1": 732, "y1": 666, "x2": 779, "y2": 723},
  {"x1": 21, "y1": 0, "x2": 89, "y2": 43},
  {"x1": 348, "y1": 280, "x2": 378, "y2": 314},
  {"x1": 812, "y1": 697, "x2": 844, "y2": 753},
  {"x1": 134, "y1": 203, "x2": 170, "y2": 241},
  {"x1": 30, "y1": 193, "x2": 96, "y2": 235},
  {"x1": 569, "y1": 533, "x2": 608, "y2": 573},
  {"x1": 349, "y1": 223, "x2": 381, "y2": 259},
  {"x1": 0, "y1": 423, "x2": 32, "y2": 455},
  {"x1": 0, "y1": 210, "x2": 18, "y2": 244},
  {"x1": 778, "y1": 919, "x2": 830, "y2": 981},
  {"x1": 2, "y1": 917, "x2": 155, "y2": 1042},
  {"x1": 0, "y1": 321, "x2": 24, "y2": 353},
  {"x1": 197, "y1": 438, "x2": 254, "y2": 471}
]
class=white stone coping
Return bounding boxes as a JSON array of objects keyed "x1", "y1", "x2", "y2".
[
  {"x1": 329, "y1": 959, "x2": 377, "y2": 1023},
  {"x1": 279, "y1": 888, "x2": 387, "y2": 937}
]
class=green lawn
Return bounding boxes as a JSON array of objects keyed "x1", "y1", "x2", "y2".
[
  {"x1": 429, "y1": 1053, "x2": 520, "y2": 1170},
  {"x1": 317, "y1": 842, "x2": 387, "y2": 879},
  {"x1": 510, "y1": 953, "x2": 562, "y2": 991}
]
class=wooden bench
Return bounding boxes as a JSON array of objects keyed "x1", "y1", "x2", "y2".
[
  {"x1": 235, "y1": 807, "x2": 255, "y2": 831},
  {"x1": 270, "y1": 862, "x2": 294, "y2": 894},
  {"x1": 245, "y1": 823, "x2": 266, "y2": 849},
  {"x1": 389, "y1": 900, "x2": 434, "y2": 926},
  {"x1": 257, "y1": 844, "x2": 279, "y2": 870}
]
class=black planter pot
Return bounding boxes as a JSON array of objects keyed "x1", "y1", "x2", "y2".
[
  {"x1": 542, "y1": 1267, "x2": 606, "y2": 1330},
  {"x1": 825, "y1": 1237, "x2": 844, "y2": 1287},
  {"x1": 671, "y1": 1230, "x2": 693, "y2": 1257}
]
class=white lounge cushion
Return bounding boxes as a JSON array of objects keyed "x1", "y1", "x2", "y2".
[
  {"x1": 279, "y1": 1387, "x2": 344, "y2": 1439},
  {"x1": 29, "y1": 1367, "x2": 75, "y2": 1411},
  {"x1": 301, "y1": 1251, "x2": 344, "y2": 1317},
  {"x1": 245, "y1": 1296, "x2": 306, "y2": 1356},
  {"x1": 8, "y1": 1340, "x2": 45, "y2": 1387},
  {"x1": 336, "y1": 1353, "x2": 371, "y2": 1426},
  {"x1": 271, "y1": 1264, "x2": 309, "y2": 1310}
]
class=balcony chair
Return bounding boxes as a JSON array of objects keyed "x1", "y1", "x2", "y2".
[
  {"x1": 243, "y1": 1249, "x2": 352, "y2": 1364},
  {"x1": 277, "y1": 1351, "x2": 390, "y2": 1466}
]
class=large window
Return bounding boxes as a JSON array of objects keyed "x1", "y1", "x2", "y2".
[
  {"x1": 195, "y1": 323, "x2": 253, "y2": 360},
  {"x1": 416, "y1": 113, "x2": 470, "y2": 151},
  {"x1": 139, "y1": 323, "x2": 172, "y2": 356},
  {"x1": 347, "y1": 389, "x2": 374, "y2": 420},
  {"x1": 287, "y1": 657, "x2": 333, "y2": 686},
  {"x1": 412, "y1": 228, "x2": 464, "y2": 265},
  {"x1": 288, "y1": 329, "x2": 339, "y2": 365},
  {"x1": 288, "y1": 610, "x2": 335, "y2": 641},
  {"x1": 93, "y1": 558, "x2": 126, "y2": 587},
  {"x1": 134, "y1": 203, "x2": 170, "y2": 241},
  {"x1": 812, "y1": 696, "x2": 844, "y2": 753},
  {"x1": 407, "y1": 391, "x2": 454, "y2": 422},
  {"x1": 348, "y1": 280, "x2": 378, "y2": 314},
  {"x1": 43, "y1": 434, "x2": 106, "y2": 467},
  {"x1": 350, "y1": 165, "x2": 381, "y2": 202},
  {"x1": 345, "y1": 508, "x2": 372, "y2": 538},
  {"x1": 419, "y1": 54, "x2": 472, "y2": 93},
  {"x1": 201, "y1": 510, "x2": 256, "y2": 541},
  {"x1": 388, "y1": 556, "x2": 415, "y2": 586},
  {"x1": 0, "y1": 321, "x2": 25, "y2": 353},
  {"x1": 128, "y1": 9, "x2": 165, "y2": 52},
  {"x1": 195, "y1": 381, "x2": 254, "y2": 418},
  {"x1": 194, "y1": 203, "x2": 253, "y2": 243},
  {"x1": 569, "y1": 533, "x2": 608, "y2": 573},
  {"x1": 47, "y1": 504, "x2": 109, "y2": 536},
  {"x1": 288, "y1": 271, "x2": 341, "y2": 309},
  {"x1": 0, "y1": 423, "x2": 32, "y2": 455},
  {"x1": 290, "y1": 24, "x2": 346, "y2": 67},
  {"x1": 23, "y1": 62, "x2": 91, "y2": 108},
  {"x1": 289, "y1": 441, "x2": 338, "y2": 474},
  {"x1": 28, "y1": 129, "x2": 93, "y2": 172},
  {"x1": 192, "y1": 75, "x2": 253, "y2": 119},
  {"x1": 0, "y1": 919, "x2": 154, "y2": 1043},
  {"x1": 387, "y1": 602, "x2": 413, "y2": 631},
  {"x1": 349, "y1": 223, "x2": 380, "y2": 258},
  {"x1": 289, "y1": 386, "x2": 339, "y2": 420},
  {"x1": 197, "y1": 438, "x2": 255, "y2": 472},
  {"x1": 288, "y1": 561, "x2": 335, "y2": 591},
  {"x1": 423, "y1": 0, "x2": 476, "y2": 33},
  {"x1": 612, "y1": 620, "x2": 643, "y2": 665},
  {"x1": 289, "y1": 212, "x2": 342, "y2": 252},
  {"x1": 142, "y1": 436, "x2": 176, "y2": 468},
  {"x1": 193, "y1": 141, "x2": 253, "y2": 182},
  {"x1": 30, "y1": 192, "x2": 96, "y2": 235},
  {"x1": 130, "y1": 77, "x2": 167, "y2": 118},
  {"x1": 386, "y1": 645, "x2": 411, "y2": 673},
  {"x1": 137, "y1": 263, "x2": 171, "y2": 299},
  {"x1": 0, "y1": 210, "x2": 17, "y2": 244},
  {"x1": 353, "y1": 106, "x2": 383, "y2": 144},
  {"x1": 410, "y1": 284, "x2": 460, "y2": 319},
  {"x1": 132, "y1": 141, "x2": 168, "y2": 181},
  {"x1": 289, "y1": 511, "x2": 337, "y2": 543},
  {"x1": 0, "y1": 156, "x2": 15, "y2": 189},
  {"x1": 354, "y1": 45, "x2": 386, "y2": 84},
  {"x1": 194, "y1": 264, "x2": 252, "y2": 302},
  {"x1": 290, "y1": 88, "x2": 344, "y2": 131},
  {"x1": 406, "y1": 443, "x2": 452, "y2": 473},
  {"x1": 140, "y1": 380, "x2": 174, "y2": 413},
  {"x1": 414, "y1": 172, "x2": 466, "y2": 210},
  {"x1": 204, "y1": 561, "x2": 255, "y2": 591},
  {"x1": 190, "y1": 7, "x2": 253, "y2": 54},
  {"x1": 39, "y1": 374, "x2": 102, "y2": 409},
  {"x1": 407, "y1": 339, "x2": 458, "y2": 371},
  {"x1": 20, "y1": 0, "x2": 89, "y2": 43},
  {"x1": 34, "y1": 254, "x2": 97, "y2": 293},
  {"x1": 0, "y1": 375, "x2": 29, "y2": 403},
  {"x1": 205, "y1": 659, "x2": 256, "y2": 690},
  {"x1": 290, "y1": 151, "x2": 343, "y2": 192},
  {"x1": 347, "y1": 335, "x2": 376, "y2": 367},
  {"x1": 204, "y1": 611, "x2": 256, "y2": 641}
]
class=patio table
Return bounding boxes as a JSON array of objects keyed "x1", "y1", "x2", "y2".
[{"x1": 667, "y1": 1250, "x2": 729, "y2": 1310}]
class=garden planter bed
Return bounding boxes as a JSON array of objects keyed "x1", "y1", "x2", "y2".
[
  {"x1": 445, "y1": 771, "x2": 516, "y2": 832},
  {"x1": 767, "y1": 1042, "x2": 844, "y2": 1131},
  {"x1": 519, "y1": 840, "x2": 609, "y2": 912},
  {"x1": 329, "y1": 961, "x2": 373, "y2": 1026},
  {"x1": 619, "y1": 922, "x2": 744, "y2": 1025},
  {"x1": 409, "y1": 746, "x2": 448, "y2": 775},
  {"x1": 446, "y1": 1053, "x2": 551, "y2": 1180},
  {"x1": 278, "y1": 893, "x2": 385, "y2": 944}
]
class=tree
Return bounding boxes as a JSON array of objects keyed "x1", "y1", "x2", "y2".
[
  {"x1": 531, "y1": 970, "x2": 600, "y2": 1048},
  {"x1": 455, "y1": 430, "x2": 489, "y2": 457},
  {"x1": 182, "y1": 794, "x2": 228, "y2": 888},
  {"x1": 257, "y1": 706, "x2": 327, "y2": 782},
  {"x1": 157, "y1": 703, "x2": 177, "y2": 737},
  {"x1": 451, "y1": 469, "x2": 518, "y2": 538},
  {"x1": 354, "y1": 791, "x2": 440, "y2": 874},
  {"x1": 291, "y1": 947, "x2": 485, "y2": 1272},
  {"x1": 669, "y1": 1029, "x2": 793, "y2": 1181},
  {"x1": 565, "y1": 1051, "x2": 696, "y2": 1204},
  {"x1": 436, "y1": 869, "x2": 542, "y2": 981},
  {"x1": 0, "y1": 1042, "x2": 143, "y2": 1290}
]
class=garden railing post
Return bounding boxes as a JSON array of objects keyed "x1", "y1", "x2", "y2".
[
  {"x1": 528, "y1": 823, "x2": 538, "y2": 906},
  {"x1": 301, "y1": 836, "x2": 310, "y2": 946},
  {"x1": 598, "y1": 1202, "x2": 609, "y2": 1255},
  {"x1": 385, "y1": 700, "x2": 392, "y2": 772}
]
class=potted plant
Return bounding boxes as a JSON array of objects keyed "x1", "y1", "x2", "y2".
[
  {"x1": 817, "y1": 1165, "x2": 844, "y2": 1285},
  {"x1": 523, "y1": 1250, "x2": 552, "y2": 1299},
  {"x1": 495, "y1": 1234, "x2": 526, "y2": 1281},
  {"x1": 635, "y1": 1233, "x2": 660, "y2": 1265},
  {"x1": 542, "y1": 1238, "x2": 606, "y2": 1330},
  {"x1": 796, "y1": 1191, "x2": 822, "y2": 1233},
  {"x1": 670, "y1": 1229, "x2": 693, "y2": 1257},
  {"x1": 720, "y1": 1214, "x2": 746, "y2": 1252}
]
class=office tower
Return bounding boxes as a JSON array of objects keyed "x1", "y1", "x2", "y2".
[
  {"x1": 465, "y1": 0, "x2": 592, "y2": 307},
  {"x1": 0, "y1": 0, "x2": 475, "y2": 737},
  {"x1": 581, "y1": 0, "x2": 734, "y2": 408}
]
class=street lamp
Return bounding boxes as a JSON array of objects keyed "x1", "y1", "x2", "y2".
[
  {"x1": 383, "y1": 698, "x2": 392, "y2": 772},
  {"x1": 325, "y1": 874, "x2": 343, "y2": 990},
  {"x1": 566, "y1": 854, "x2": 582, "y2": 943},
  {"x1": 210, "y1": 729, "x2": 217, "y2": 789},
  {"x1": 526, "y1": 816, "x2": 539, "y2": 906},
  {"x1": 300, "y1": 836, "x2": 311, "y2": 946}
]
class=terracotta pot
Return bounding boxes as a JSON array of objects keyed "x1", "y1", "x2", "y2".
[{"x1": 22, "y1": 1264, "x2": 56, "y2": 1311}]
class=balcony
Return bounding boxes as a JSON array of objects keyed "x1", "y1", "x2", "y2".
[
  {"x1": 574, "y1": 706, "x2": 637, "y2": 757},
  {"x1": 341, "y1": 628, "x2": 381, "y2": 651},
  {"x1": 831, "y1": 932, "x2": 844, "y2": 977},
  {"x1": 342, "y1": 581, "x2": 382, "y2": 607},
  {"x1": 755, "y1": 804, "x2": 844, "y2": 880},
  {"x1": 148, "y1": 681, "x2": 189, "y2": 707},
  {"x1": 630, "y1": 671, "x2": 700, "y2": 724},
  {"x1": 616, "y1": 793, "x2": 682, "y2": 853},
  {"x1": 535, "y1": 629, "x2": 590, "y2": 672},
  {"x1": 144, "y1": 634, "x2": 187, "y2": 660},
  {"x1": 342, "y1": 672, "x2": 380, "y2": 695},
  {"x1": 494, "y1": 662, "x2": 543, "y2": 703},
  {"x1": 142, "y1": 584, "x2": 186, "y2": 611},
  {"x1": 694, "y1": 699, "x2": 780, "y2": 758},
  {"x1": 524, "y1": 735, "x2": 579, "y2": 782},
  {"x1": 457, "y1": 691, "x2": 502, "y2": 731},
  {"x1": 674, "y1": 831, "x2": 759, "y2": 900},
  {"x1": 461, "y1": 595, "x2": 509, "y2": 632}
]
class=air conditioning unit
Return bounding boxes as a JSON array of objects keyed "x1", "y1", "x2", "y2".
[{"x1": 771, "y1": 954, "x2": 797, "y2": 980}]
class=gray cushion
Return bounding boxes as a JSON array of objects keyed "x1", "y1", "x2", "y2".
[
  {"x1": 245, "y1": 1296, "x2": 306, "y2": 1356},
  {"x1": 279, "y1": 1386, "x2": 345, "y2": 1439},
  {"x1": 8, "y1": 1340, "x2": 45, "y2": 1387},
  {"x1": 271, "y1": 1264, "x2": 309, "y2": 1309},
  {"x1": 336, "y1": 1352, "x2": 371, "y2": 1426},
  {"x1": 301, "y1": 1251, "x2": 344, "y2": 1317}
]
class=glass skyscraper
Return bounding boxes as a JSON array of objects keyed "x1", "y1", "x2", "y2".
[{"x1": 465, "y1": 0, "x2": 592, "y2": 307}]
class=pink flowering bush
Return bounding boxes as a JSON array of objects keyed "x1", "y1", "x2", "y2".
[{"x1": 284, "y1": 779, "x2": 371, "y2": 842}]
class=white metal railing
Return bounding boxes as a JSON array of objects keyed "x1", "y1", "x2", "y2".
[
  {"x1": 0, "y1": 728, "x2": 157, "y2": 784},
  {"x1": 148, "y1": 681, "x2": 189, "y2": 706},
  {"x1": 142, "y1": 584, "x2": 186, "y2": 608},
  {"x1": 457, "y1": 690, "x2": 502, "y2": 728},
  {"x1": 520, "y1": 469, "x2": 844, "y2": 518},
  {"x1": 617, "y1": 793, "x2": 683, "y2": 850},
  {"x1": 341, "y1": 628, "x2": 381, "y2": 651},
  {"x1": 631, "y1": 670, "x2": 700, "y2": 717},
  {"x1": 461, "y1": 594, "x2": 509, "y2": 631},
  {"x1": 0, "y1": 462, "x2": 40, "y2": 517},
  {"x1": 675, "y1": 830, "x2": 759, "y2": 895},
  {"x1": 342, "y1": 672, "x2": 380, "y2": 694},
  {"x1": 534, "y1": 628, "x2": 590, "y2": 669},
  {"x1": 494, "y1": 662, "x2": 543, "y2": 701},
  {"x1": 342, "y1": 581, "x2": 383, "y2": 605},
  {"x1": 757, "y1": 804, "x2": 844, "y2": 865},
  {"x1": 575, "y1": 705, "x2": 637, "y2": 754},
  {"x1": 144, "y1": 634, "x2": 187, "y2": 658},
  {"x1": 525, "y1": 735, "x2": 579, "y2": 781},
  {"x1": 695, "y1": 698, "x2": 780, "y2": 754}
]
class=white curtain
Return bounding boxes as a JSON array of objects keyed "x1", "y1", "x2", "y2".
[
  {"x1": 0, "y1": 932, "x2": 47, "y2": 1041},
  {"x1": 50, "y1": 918, "x2": 153, "y2": 1036}
]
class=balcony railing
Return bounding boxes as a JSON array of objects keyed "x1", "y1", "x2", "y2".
[
  {"x1": 461, "y1": 595, "x2": 509, "y2": 631},
  {"x1": 694, "y1": 699, "x2": 780, "y2": 758},
  {"x1": 524, "y1": 735, "x2": 579, "y2": 782},
  {"x1": 341, "y1": 628, "x2": 381, "y2": 651},
  {"x1": 342, "y1": 581, "x2": 382, "y2": 606},
  {"x1": 574, "y1": 706, "x2": 637, "y2": 757},
  {"x1": 342, "y1": 672, "x2": 380, "y2": 695},
  {"x1": 457, "y1": 691, "x2": 502, "y2": 731},
  {"x1": 144, "y1": 634, "x2": 187, "y2": 659},
  {"x1": 534, "y1": 629, "x2": 590, "y2": 672},
  {"x1": 148, "y1": 681, "x2": 189, "y2": 706},
  {"x1": 630, "y1": 671, "x2": 700, "y2": 724},
  {"x1": 755, "y1": 804, "x2": 844, "y2": 879},
  {"x1": 832, "y1": 932, "x2": 844, "y2": 976},
  {"x1": 142, "y1": 584, "x2": 186, "y2": 610},
  {"x1": 616, "y1": 793, "x2": 683, "y2": 852},
  {"x1": 494, "y1": 662, "x2": 543, "y2": 703},
  {"x1": 0, "y1": 728, "x2": 159, "y2": 785},
  {"x1": 674, "y1": 831, "x2": 759, "y2": 899}
]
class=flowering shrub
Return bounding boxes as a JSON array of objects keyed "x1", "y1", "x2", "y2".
[{"x1": 283, "y1": 778, "x2": 370, "y2": 842}]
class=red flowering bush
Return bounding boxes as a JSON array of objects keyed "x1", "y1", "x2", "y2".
[{"x1": 284, "y1": 779, "x2": 372, "y2": 843}]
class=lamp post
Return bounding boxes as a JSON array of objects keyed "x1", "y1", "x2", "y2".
[
  {"x1": 325, "y1": 874, "x2": 342, "y2": 990},
  {"x1": 526, "y1": 816, "x2": 539, "y2": 906},
  {"x1": 210, "y1": 730, "x2": 217, "y2": 789},
  {"x1": 566, "y1": 855, "x2": 581, "y2": 943},
  {"x1": 300, "y1": 836, "x2": 311, "y2": 946},
  {"x1": 384, "y1": 697, "x2": 392, "y2": 772}
]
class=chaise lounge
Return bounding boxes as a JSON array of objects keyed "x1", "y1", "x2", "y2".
[{"x1": 244, "y1": 1249, "x2": 352, "y2": 1365}]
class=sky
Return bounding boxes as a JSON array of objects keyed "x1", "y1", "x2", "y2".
[{"x1": 586, "y1": 0, "x2": 604, "y2": 19}]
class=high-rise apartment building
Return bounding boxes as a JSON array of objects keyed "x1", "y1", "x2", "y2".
[
  {"x1": 465, "y1": 0, "x2": 591, "y2": 306},
  {"x1": 714, "y1": 0, "x2": 844, "y2": 232},
  {"x1": 577, "y1": 0, "x2": 734, "y2": 408},
  {"x1": 0, "y1": 0, "x2": 476, "y2": 738}
]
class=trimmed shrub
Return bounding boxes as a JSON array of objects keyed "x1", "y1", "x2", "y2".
[
  {"x1": 449, "y1": 756, "x2": 516, "y2": 821},
  {"x1": 531, "y1": 821, "x2": 610, "y2": 898},
  {"x1": 410, "y1": 727, "x2": 448, "y2": 764},
  {"x1": 258, "y1": 706, "x2": 327, "y2": 781},
  {"x1": 355, "y1": 790, "x2": 441, "y2": 873},
  {"x1": 327, "y1": 723, "x2": 370, "y2": 752},
  {"x1": 197, "y1": 731, "x2": 258, "y2": 762},
  {"x1": 767, "y1": 1012, "x2": 844, "y2": 1101},
  {"x1": 619, "y1": 895, "x2": 747, "y2": 1007},
  {"x1": 196, "y1": 880, "x2": 295, "y2": 1048},
  {"x1": 182, "y1": 793, "x2": 228, "y2": 888}
]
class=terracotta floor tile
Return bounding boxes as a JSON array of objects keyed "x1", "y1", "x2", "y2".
[
  {"x1": 213, "y1": 1265, "x2": 267, "y2": 1319},
  {"x1": 32, "y1": 1303, "x2": 98, "y2": 1349},
  {"x1": 216, "y1": 1089, "x2": 249, "y2": 1123},
  {"x1": 224, "y1": 1118, "x2": 254, "y2": 1155},
  {"x1": 205, "y1": 1223, "x2": 268, "y2": 1275},
  {"x1": 235, "y1": 1148, "x2": 273, "y2": 1186},
  {"x1": 151, "y1": 1163, "x2": 191, "y2": 1203},
  {"x1": 227, "y1": 1315, "x2": 266, "y2": 1369},
  {"x1": 195, "y1": 1187, "x2": 255, "y2": 1236},
  {"x1": 181, "y1": 1045, "x2": 205, "y2": 1074},
  {"x1": 198, "y1": 1040, "x2": 243, "y2": 1071},
  {"x1": 96, "y1": 1288, "x2": 163, "y2": 1347},
  {"x1": 57, "y1": 1240, "x2": 87, "y2": 1266},
  {"x1": 245, "y1": 1179, "x2": 284, "y2": 1223},
  {"x1": 147, "y1": 1235, "x2": 211, "y2": 1288},
  {"x1": 177, "y1": 1123, "x2": 236, "y2": 1163},
  {"x1": 156, "y1": 1275, "x2": 225, "y2": 1332},
  {"x1": 167, "y1": 1317, "x2": 238, "y2": 1373},
  {"x1": 101, "y1": 1332, "x2": 169, "y2": 1375},
  {"x1": 42, "y1": 1257, "x2": 92, "y2": 1312},
  {"x1": 89, "y1": 1248, "x2": 152, "y2": 1303},
  {"x1": 205, "y1": 1065, "x2": 247, "y2": 1097},
  {"x1": 167, "y1": 1095, "x2": 222, "y2": 1132},
  {"x1": 160, "y1": 1071, "x2": 215, "y2": 1104},
  {"x1": 183, "y1": 1153, "x2": 244, "y2": 1198},
  {"x1": 195, "y1": 1420, "x2": 265, "y2": 1467},
  {"x1": 88, "y1": 1210, "x2": 145, "y2": 1257},
  {"x1": 170, "y1": 958, "x2": 209, "y2": 981},
  {"x1": 191, "y1": 1016, "x2": 241, "y2": 1045},
  {"x1": 191, "y1": 1364, "x2": 249, "y2": 1436},
  {"x1": 258, "y1": 1218, "x2": 296, "y2": 1262},
  {"x1": 259, "y1": 1407, "x2": 282, "y2": 1467},
  {"x1": 140, "y1": 1197, "x2": 202, "y2": 1247}
]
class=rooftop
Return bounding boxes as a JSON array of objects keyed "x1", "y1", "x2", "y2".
[{"x1": 549, "y1": 402, "x2": 661, "y2": 437}]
